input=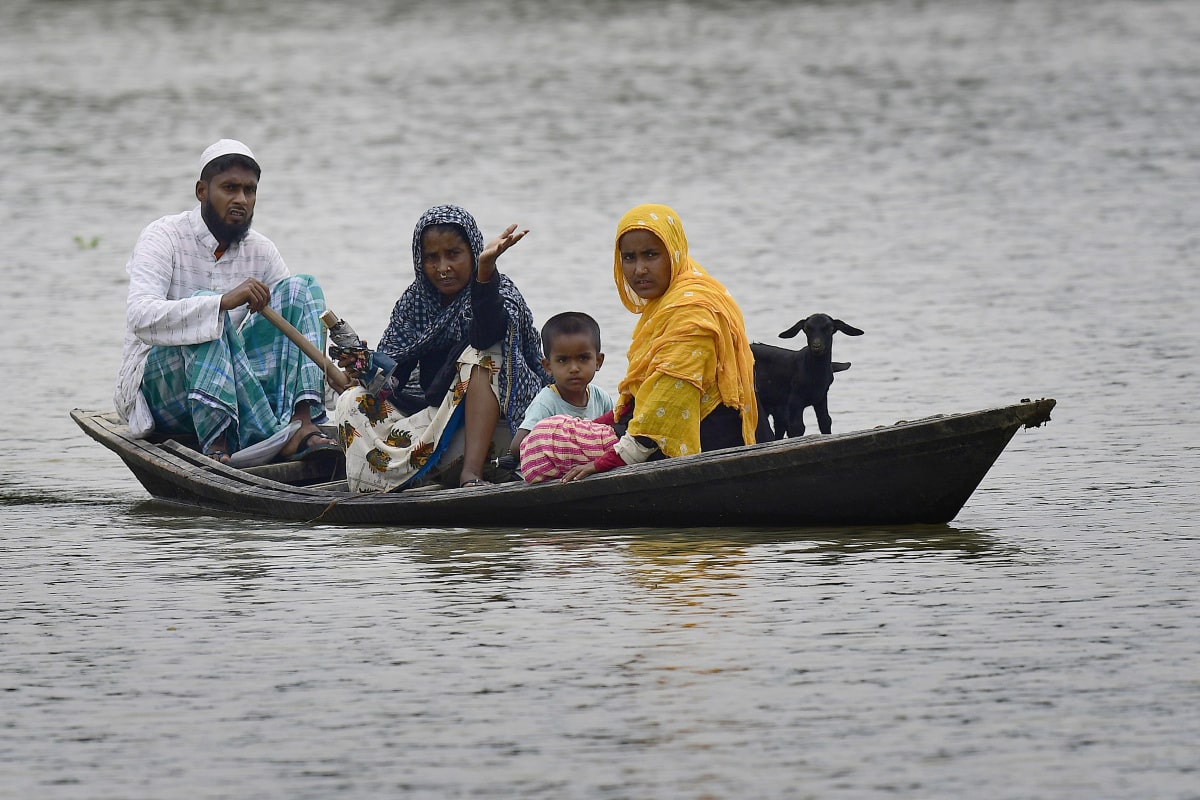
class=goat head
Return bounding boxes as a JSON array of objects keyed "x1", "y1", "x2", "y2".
[{"x1": 778, "y1": 313, "x2": 864, "y2": 358}]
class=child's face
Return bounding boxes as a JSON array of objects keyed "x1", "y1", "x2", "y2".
[
  {"x1": 619, "y1": 229, "x2": 672, "y2": 301},
  {"x1": 541, "y1": 332, "x2": 604, "y2": 395}
]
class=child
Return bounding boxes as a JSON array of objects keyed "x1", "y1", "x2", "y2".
[{"x1": 510, "y1": 312, "x2": 616, "y2": 482}]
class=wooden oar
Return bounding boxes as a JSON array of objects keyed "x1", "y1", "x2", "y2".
[{"x1": 257, "y1": 306, "x2": 352, "y2": 392}]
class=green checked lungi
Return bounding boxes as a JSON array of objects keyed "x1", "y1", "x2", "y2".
[{"x1": 141, "y1": 274, "x2": 327, "y2": 455}]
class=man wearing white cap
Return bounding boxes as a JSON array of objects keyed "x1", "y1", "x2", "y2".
[{"x1": 113, "y1": 139, "x2": 338, "y2": 464}]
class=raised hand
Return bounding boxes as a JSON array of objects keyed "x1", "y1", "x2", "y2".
[{"x1": 477, "y1": 224, "x2": 529, "y2": 282}]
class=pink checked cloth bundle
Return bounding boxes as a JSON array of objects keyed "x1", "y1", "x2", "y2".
[{"x1": 518, "y1": 415, "x2": 619, "y2": 483}]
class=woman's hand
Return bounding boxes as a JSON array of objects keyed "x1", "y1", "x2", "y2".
[
  {"x1": 477, "y1": 224, "x2": 529, "y2": 283},
  {"x1": 561, "y1": 462, "x2": 597, "y2": 483},
  {"x1": 220, "y1": 277, "x2": 271, "y2": 312},
  {"x1": 328, "y1": 368, "x2": 355, "y2": 394}
]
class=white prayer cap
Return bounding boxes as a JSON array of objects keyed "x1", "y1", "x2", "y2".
[{"x1": 199, "y1": 139, "x2": 258, "y2": 174}]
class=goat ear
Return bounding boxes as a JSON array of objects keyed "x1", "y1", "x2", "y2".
[
  {"x1": 778, "y1": 318, "x2": 806, "y2": 339},
  {"x1": 834, "y1": 320, "x2": 864, "y2": 336},
  {"x1": 832, "y1": 361, "x2": 851, "y2": 372}
]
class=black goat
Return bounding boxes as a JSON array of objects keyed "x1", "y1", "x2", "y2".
[{"x1": 752, "y1": 314, "x2": 864, "y2": 439}]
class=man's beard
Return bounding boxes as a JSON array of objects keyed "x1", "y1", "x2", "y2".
[{"x1": 201, "y1": 197, "x2": 253, "y2": 245}]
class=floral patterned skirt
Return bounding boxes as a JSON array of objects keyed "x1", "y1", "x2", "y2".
[{"x1": 335, "y1": 345, "x2": 504, "y2": 493}]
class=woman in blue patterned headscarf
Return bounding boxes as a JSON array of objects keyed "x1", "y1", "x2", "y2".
[{"x1": 334, "y1": 205, "x2": 550, "y2": 492}]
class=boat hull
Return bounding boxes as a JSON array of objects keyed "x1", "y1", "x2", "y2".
[{"x1": 71, "y1": 399, "x2": 1054, "y2": 527}]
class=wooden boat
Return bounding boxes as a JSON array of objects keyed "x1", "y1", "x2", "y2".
[{"x1": 71, "y1": 398, "x2": 1054, "y2": 527}]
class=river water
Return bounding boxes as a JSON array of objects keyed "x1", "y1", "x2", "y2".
[{"x1": 1, "y1": 0, "x2": 1197, "y2": 797}]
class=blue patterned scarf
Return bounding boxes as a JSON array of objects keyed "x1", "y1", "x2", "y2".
[{"x1": 377, "y1": 204, "x2": 549, "y2": 431}]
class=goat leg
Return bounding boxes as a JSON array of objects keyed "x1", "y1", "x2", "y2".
[
  {"x1": 786, "y1": 399, "x2": 807, "y2": 438},
  {"x1": 814, "y1": 395, "x2": 833, "y2": 435}
]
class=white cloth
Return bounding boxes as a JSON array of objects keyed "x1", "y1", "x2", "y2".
[
  {"x1": 517, "y1": 384, "x2": 615, "y2": 431},
  {"x1": 614, "y1": 432, "x2": 660, "y2": 465},
  {"x1": 114, "y1": 206, "x2": 289, "y2": 437},
  {"x1": 336, "y1": 345, "x2": 506, "y2": 493}
]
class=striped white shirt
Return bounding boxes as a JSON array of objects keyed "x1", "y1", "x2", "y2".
[{"x1": 114, "y1": 206, "x2": 290, "y2": 436}]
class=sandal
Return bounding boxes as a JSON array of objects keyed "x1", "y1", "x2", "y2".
[
  {"x1": 204, "y1": 431, "x2": 232, "y2": 464},
  {"x1": 459, "y1": 478, "x2": 492, "y2": 488},
  {"x1": 286, "y1": 430, "x2": 341, "y2": 462}
]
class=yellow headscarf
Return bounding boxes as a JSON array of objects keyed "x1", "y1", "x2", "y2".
[{"x1": 612, "y1": 204, "x2": 759, "y2": 453}]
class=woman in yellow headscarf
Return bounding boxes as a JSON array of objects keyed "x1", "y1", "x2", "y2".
[{"x1": 557, "y1": 203, "x2": 762, "y2": 482}]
